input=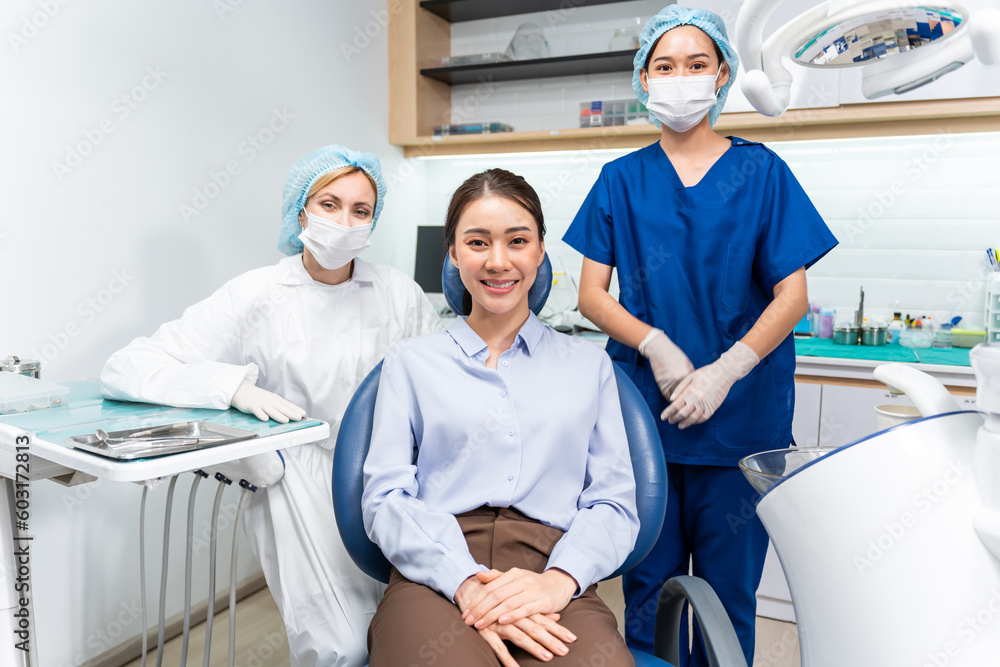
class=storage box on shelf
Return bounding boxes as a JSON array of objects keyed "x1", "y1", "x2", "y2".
[{"x1": 389, "y1": 1, "x2": 1000, "y2": 157}]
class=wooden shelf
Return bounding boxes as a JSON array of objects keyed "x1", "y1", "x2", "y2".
[
  {"x1": 419, "y1": 0, "x2": 637, "y2": 23},
  {"x1": 397, "y1": 96, "x2": 1000, "y2": 157},
  {"x1": 421, "y1": 50, "x2": 635, "y2": 85},
  {"x1": 390, "y1": 1, "x2": 1000, "y2": 155}
]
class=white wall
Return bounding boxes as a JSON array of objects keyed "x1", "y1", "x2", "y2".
[{"x1": 0, "y1": 1, "x2": 414, "y2": 664}]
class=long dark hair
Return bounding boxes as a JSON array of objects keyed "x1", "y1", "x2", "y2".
[{"x1": 444, "y1": 169, "x2": 546, "y2": 315}]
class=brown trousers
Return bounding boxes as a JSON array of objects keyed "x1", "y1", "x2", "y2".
[{"x1": 368, "y1": 506, "x2": 633, "y2": 667}]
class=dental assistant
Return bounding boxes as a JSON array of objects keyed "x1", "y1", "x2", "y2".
[
  {"x1": 562, "y1": 7, "x2": 837, "y2": 666},
  {"x1": 101, "y1": 145, "x2": 443, "y2": 667}
]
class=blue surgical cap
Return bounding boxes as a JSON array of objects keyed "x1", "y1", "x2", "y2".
[
  {"x1": 632, "y1": 5, "x2": 740, "y2": 128},
  {"x1": 278, "y1": 145, "x2": 386, "y2": 256}
]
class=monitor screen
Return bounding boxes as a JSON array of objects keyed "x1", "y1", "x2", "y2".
[{"x1": 413, "y1": 225, "x2": 448, "y2": 294}]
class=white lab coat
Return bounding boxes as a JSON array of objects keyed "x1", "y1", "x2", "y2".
[{"x1": 101, "y1": 255, "x2": 444, "y2": 667}]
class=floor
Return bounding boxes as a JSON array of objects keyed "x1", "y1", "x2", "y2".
[{"x1": 126, "y1": 580, "x2": 800, "y2": 667}]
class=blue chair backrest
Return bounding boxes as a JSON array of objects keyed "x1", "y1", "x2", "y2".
[{"x1": 332, "y1": 359, "x2": 667, "y2": 583}]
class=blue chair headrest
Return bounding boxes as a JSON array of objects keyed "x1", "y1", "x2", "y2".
[{"x1": 441, "y1": 253, "x2": 553, "y2": 317}]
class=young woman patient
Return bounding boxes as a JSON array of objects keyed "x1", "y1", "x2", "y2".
[{"x1": 362, "y1": 168, "x2": 639, "y2": 666}]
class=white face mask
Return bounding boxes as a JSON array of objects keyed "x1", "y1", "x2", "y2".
[
  {"x1": 646, "y1": 69, "x2": 722, "y2": 133},
  {"x1": 298, "y1": 210, "x2": 372, "y2": 270}
]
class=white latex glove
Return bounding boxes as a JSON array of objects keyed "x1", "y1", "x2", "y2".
[
  {"x1": 662, "y1": 342, "x2": 759, "y2": 430},
  {"x1": 230, "y1": 382, "x2": 306, "y2": 423},
  {"x1": 639, "y1": 328, "x2": 695, "y2": 400}
]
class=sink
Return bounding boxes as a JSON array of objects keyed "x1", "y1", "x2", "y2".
[{"x1": 739, "y1": 447, "x2": 833, "y2": 495}]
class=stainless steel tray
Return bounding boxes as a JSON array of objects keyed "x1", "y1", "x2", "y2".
[{"x1": 66, "y1": 421, "x2": 258, "y2": 460}]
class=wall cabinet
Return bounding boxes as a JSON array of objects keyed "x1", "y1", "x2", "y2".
[
  {"x1": 816, "y1": 384, "x2": 916, "y2": 450},
  {"x1": 389, "y1": 1, "x2": 1000, "y2": 157},
  {"x1": 790, "y1": 381, "x2": 821, "y2": 447}
]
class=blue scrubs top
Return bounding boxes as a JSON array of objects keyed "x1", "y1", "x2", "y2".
[{"x1": 564, "y1": 137, "x2": 838, "y2": 465}]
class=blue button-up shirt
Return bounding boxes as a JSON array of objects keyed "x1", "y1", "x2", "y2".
[{"x1": 362, "y1": 313, "x2": 639, "y2": 602}]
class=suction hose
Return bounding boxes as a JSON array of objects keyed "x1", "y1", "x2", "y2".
[
  {"x1": 155, "y1": 475, "x2": 178, "y2": 667},
  {"x1": 180, "y1": 471, "x2": 208, "y2": 666},
  {"x1": 228, "y1": 481, "x2": 256, "y2": 667},
  {"x1": 139, "y1": 485, "x2": 148, "y2": 667},
  {"x1": 203, "y1": 473, "x2": 232, "y2": 667}
]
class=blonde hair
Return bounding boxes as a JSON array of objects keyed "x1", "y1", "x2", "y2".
[{"x1": 308, "y1": 166, "x2": 377, "y2": 201}]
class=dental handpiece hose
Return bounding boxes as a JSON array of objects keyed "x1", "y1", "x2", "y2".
[
  {"x1": 228, "y1": 481, "x2": 256, "y2": 667},
  {"x1": 139, "y1": 486, "x2": 148, "y2": 667},
  {"x1": 180, "y1": 472, "x2": 208, "y2": 666},
  {"x1": 204, "y1": 473, "x2": 231, "y2": 667},
  {"x1": 155, "y1": 476, "x2": 179, "y2": 667}
]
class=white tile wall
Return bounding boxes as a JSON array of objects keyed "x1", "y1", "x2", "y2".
[{"x1": 412, "y1": 132, "x2": 1000, "y2": 329}]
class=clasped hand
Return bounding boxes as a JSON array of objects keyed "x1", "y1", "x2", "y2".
[
  {"x1": 454, "y1": 568, "x2": 578, "y2": 665},
  {"x1": 661, "y1": 342, "x2": 759, "y2": 429}
]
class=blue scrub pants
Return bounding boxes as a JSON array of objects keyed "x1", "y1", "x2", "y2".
[{"x1": 622, "y1": 463, "x2": 768, "y2": 667}]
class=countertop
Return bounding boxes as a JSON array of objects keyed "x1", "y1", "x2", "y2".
[{"x1": 792, "y1": 338, "x2": 975, "y2": 387}]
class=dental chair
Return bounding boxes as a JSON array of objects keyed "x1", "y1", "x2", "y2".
[{"x1": 332, "y1": 254, "x2": 748, "y2": 667}]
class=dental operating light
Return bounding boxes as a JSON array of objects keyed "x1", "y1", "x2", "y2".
[{"x1": 735, "y1": 0, "x2": 1000, "y2": 116}]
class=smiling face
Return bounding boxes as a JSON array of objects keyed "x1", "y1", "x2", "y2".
[
  {"x1": 298, "y1": 168, "x2": 376, "y2": 229},
  {"x1": 640, "y1": 24, "x2": 729, "y2": 92},
  {"x1": 449, "y1": 196, "x2": 545, "y2": 321}
]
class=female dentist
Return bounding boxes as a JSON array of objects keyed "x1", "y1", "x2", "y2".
[
  {"x1": 562, "y1": 6, "x2": 837, "y2": 666},
  {"x1": 101, "y1": 145, "x2": 443, "y2": 666}
]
